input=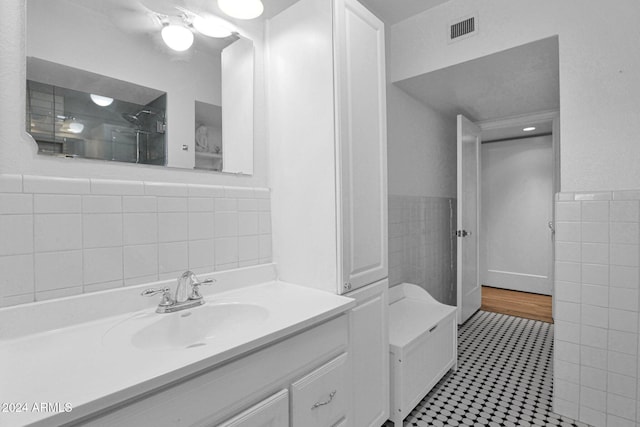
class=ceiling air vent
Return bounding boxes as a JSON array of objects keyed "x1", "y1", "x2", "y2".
[{"x1": 449, "y1": 15, "x2": 477, "y2": 42}]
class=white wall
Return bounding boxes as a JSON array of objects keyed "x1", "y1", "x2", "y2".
[
  {"x1": 386, "y1": 13, "x2": 456, "y2": 199},
  {"x1": 481, "y1": 136, "x2": 553, "y2": 295},
  {"x1": 391, "y1": 0, "x2": 640, "y2": 193},
  {"x1": 387, "y1": 84, "x2": 456, "y2": 198},
  {"x1": 0, "y1": 0, "x2": 268, "y2": 187}
]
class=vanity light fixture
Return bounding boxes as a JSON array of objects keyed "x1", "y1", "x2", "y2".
[
  {"x1": 192, "y1": 15, "x2": 232, "y2": 38},
  {"x1": 90, "y1": 94, "x2": 114, "y2": 107},
  {"x1": 161, "y1": 24, "x2": 194, "y2": 51},
  {"x1": 523, "y1": 126, "x2": 536, "y2": 132},
  {"x1": 217, "y1": 0, "x2": 264, "y2": 20},
  {"x1": 65, "y1": 118, "x2": 84, "y2": 134}
]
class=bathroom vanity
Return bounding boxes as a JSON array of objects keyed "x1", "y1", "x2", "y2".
[
  {"x1": 268, "y1": 0, "x2": 389, "y2": 423},
  {"x1": 0, "y1": 266, "x2": 355, "y2": 427}
]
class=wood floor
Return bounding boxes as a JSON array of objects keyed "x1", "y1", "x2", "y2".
[{"x1": 481, "y1": 286, "x2": 553, "y2": 323}]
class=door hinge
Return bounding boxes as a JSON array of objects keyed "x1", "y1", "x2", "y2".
[{"x1": 456, "y1": 230, "x2": 470, "y2": 237}]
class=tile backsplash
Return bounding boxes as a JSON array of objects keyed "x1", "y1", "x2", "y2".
[
  {"x1": 0, "y1": 174, "x2": 272, "y2": 308},
  {"x1": 553, "y1": 190, "x2": 640, "y2": 427}
]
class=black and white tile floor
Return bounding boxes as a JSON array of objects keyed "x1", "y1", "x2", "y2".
[{"x1": 387, "y1": 310, "x2": 589, "y2": 427}]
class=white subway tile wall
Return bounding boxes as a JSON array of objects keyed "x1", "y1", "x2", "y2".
[
  {"x1": 0, "y1": 174, "x2": 272, "y2": 307},
  {"x1": 388, "y1": 195, "x2": 456, "y2": 305},
  {"x1": 554, "y1": 191, "x2": 640, "y2": 427}
]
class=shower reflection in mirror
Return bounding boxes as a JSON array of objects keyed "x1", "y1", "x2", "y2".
[{"x1": 26, "y1": 66, "x2": 167, "y2": 165}]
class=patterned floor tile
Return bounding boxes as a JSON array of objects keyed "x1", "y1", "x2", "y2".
[{"x1": 384, "y1": 311, "x2": 589, "y2": 427}]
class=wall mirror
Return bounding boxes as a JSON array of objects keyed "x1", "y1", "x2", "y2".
[{"x1": 26, "y1": 0, "x2": 255, "y2": 174}]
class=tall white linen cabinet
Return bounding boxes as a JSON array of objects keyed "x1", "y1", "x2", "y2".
[{"x1": 267, "y1": 0, "x2": 389, "y2": 425}]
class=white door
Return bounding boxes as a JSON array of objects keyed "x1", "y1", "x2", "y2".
[
  {"x1": 457, "y1": 115, "x2": 482, "y2": 324},
  {"x1": 481, "y1": 136, "x2": 554, "y2": 294},
  {"x1": 335, "y1": 0, "x2": 388, "y2": 293}
]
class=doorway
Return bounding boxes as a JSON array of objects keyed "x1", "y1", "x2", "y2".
[
  {"x1": 480, "y1": 117, "x2": 557, "y2": 297},
  {"x1": 393, "y1": 36, "x2": 560, "y2": 323},
  {"x1": 457, "y1": 112, "x2": 558, "y2": 323},
  {"x1": 457, "y1": 113, "x2": 558, "y2": 323}
]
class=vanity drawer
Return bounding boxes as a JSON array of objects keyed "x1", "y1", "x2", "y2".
[
  {"x1": 291, "y1": 352, "x2": 348, "y2": 427},
  {"x1": 218, "y1": 389, "x2": 288, "y2": 427}
]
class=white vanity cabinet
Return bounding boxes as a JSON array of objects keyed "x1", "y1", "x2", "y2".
[
  {"x1": 79, "y1": 316, "x2": 349, "y2": 427},
  {"x1": 346, "y1": 279, "x2": 389, "y2": 427},
  {"x1": 334, "y1": 0, "x2": 388, "y2": 294},
  {"x1": 267, "y1": 0, "x2": 387, "y2": 296},
  {"x1": 218, "y1": 390, "x2": 289, "y2": 427},
  {"x1": 267, "y1": 0, "x2": 388, "y2": 425}
]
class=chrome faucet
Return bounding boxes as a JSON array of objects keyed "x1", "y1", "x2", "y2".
[{"x1": 142, "y1": 271, "x2": 216, "y2": 313}]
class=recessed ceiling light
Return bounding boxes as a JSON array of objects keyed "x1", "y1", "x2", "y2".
[
  {"x1": 161, "y1": 25, "x2": 194, "y2": 51},
  {"x1": 218, "y1": 0, "x2": 264, "y2": 20},
  {"x1": 523, "y1": 127, "x2": 536, "y2": 132},
  {"x1": 90, "y1": 94, "x2": 114, "y2": 107}
]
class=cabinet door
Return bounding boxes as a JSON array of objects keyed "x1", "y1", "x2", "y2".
[
  {"x1": 347, "y1": 279, "x2": 389, "y2": 426},
  {"x1": 334, "y1": 0, "x2": 388, "y2": 293},
  {"x1": 218, "y1": 390, "x2": 288, "y2": 427}
]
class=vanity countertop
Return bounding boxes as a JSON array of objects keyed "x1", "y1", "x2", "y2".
[{"x1": 0, "y1": 281, "x2": 354, "y2": 426}]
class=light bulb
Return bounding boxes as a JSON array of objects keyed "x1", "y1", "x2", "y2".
[
  {"x1": 523, "y1": 127, "x2": 536, "y2": 132},
  {"x1": 161, "y1": 25, "x2": 194, "y2": 51},
  {"x1": 193, "y1": 15, "x2": 232, "y2": 38},
  {"x1": 68, "y1": 121, "x2": 84, "y2": 134},
  {"x1": 90, "y1": 94, "x2": 114, "y2": 107},
  {"x1": 218, "y1": 0, "x2": 264, "y2": 20}
]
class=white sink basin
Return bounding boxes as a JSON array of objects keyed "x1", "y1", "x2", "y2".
[{"x1": 103, "y1": 303, "x2": 269, "y2": 351}]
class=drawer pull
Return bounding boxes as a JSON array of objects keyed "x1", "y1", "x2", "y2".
[
  {"x1": 428, "y1": 324, "x2": 438, "y2": 333},
  {"x1": 311, "y1": 390, "x2": 337, "y2": 410}
]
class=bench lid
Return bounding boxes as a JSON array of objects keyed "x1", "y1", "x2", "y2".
[{"x1": 389, "y1": 297, "x2": 456, "y2": 349}]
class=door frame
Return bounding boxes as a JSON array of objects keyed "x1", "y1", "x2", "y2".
[{"x1": 476, "y1": 110, "x2": 560, "y2": 319}]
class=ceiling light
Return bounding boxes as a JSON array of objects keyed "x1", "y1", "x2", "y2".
[
  {"x1": 523, "y1": 127, "x2": 536, "y2": 132},
  {"x1": 193, "y1": 15, "x2": 233, "y2": 38},
  {"x1": 161, "y1": 24, "x2": 194, "y2": 51},
  {"x1": 217, "y1": 0, "x2": 264, "y2": 20},
  {"x1": 90, "y1": 94, "x2": 114, "y2": 107}
]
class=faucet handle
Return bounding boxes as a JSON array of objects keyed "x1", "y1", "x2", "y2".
[
  {"x1": 189, "y1": 278, "x2": 216, "y2": 301},
  {"x1": 141, "y1": 287, "x2": 174, "y2": 307}
]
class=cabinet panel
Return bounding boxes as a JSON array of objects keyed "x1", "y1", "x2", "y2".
[
  {"x1": 291, "y1": 353, "x2": 349, "y2": 427},
  {"x1": 83, "y1": 316, "x2": 348, "y2": 427},
  {"x1": 347, "y1": 279, "x2": 389, "y2": 426},
  {"x1": 390, "y1": 312, "x2": 457, "y2": 426},
  {"x1": 218, "y1": 390, "x2": 288, "y2": 427},
  {"x1": 335, "y1": 0, "x2": 388, "y2": 293},
  {"x1": 266, "y1": 0, "x2": 339, "y2": 293}
]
